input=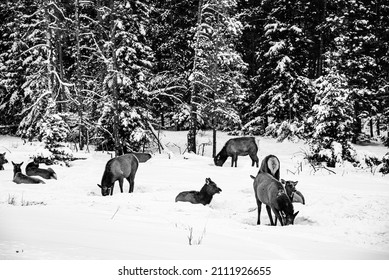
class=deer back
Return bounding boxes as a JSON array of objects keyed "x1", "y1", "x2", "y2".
[{"x1": 253, "y1": 171, "x2": 283, "y2": 207}]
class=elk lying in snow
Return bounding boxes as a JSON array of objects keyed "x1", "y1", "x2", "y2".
[
  {"x1": 175, "y1": 178, "x2": 222, "y2": 205},
  {"x1": 12, "y1": 162, "x2": 45, "y2": 184},
  {"x1": 259, "y1": 154, "x2": 280, "y2": 180},
  {"x1": 0, "y1": 152, "x2": 8, "y2": 170},
  {"x1": 26, "y1": 160, "x2": 57, "y2": 180},
  {"x1": 98, "y1": 154, "x2": 139, "y2": 196},
  {"x1": 214, "y1": 137, "x2": 259, "y2": 167},
  {"x1": 251, "y1": 171, "x2": 298, "y2": 226}
]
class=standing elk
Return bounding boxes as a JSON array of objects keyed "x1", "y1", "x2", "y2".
[
  {"x1": 214, "y1": 137, "x2": 259, "y2": 167},
  {"x1": 251, "y1": 171, "x2": 298, "y2": 226},
  {"x1": 98, "y1": 154, "x2": 139, "y2": 196},
  {"x1": 259, "y1": 154, "x2": 280, "y2": 180}
]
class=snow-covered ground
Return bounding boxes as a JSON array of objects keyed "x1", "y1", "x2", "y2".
[{"x1": 0, "y1": 131, "x2": 388, "y2": 260}]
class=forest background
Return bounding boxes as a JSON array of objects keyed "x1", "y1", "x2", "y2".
[{"x1": 0, "y1": 0, "x2": 388, "y2": 167}]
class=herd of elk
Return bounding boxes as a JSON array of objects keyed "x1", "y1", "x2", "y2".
[{"x1": 3, "y1": 136, "x2": 305, "y2": 226}]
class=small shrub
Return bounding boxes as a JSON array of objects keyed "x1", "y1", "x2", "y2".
[
  {"x1": 7, "y1": 194, "x2": 46, "y2": 206},
  {"x1": 187, "y1": 226, "x2": 206, "y2": 246},
  {"x1": 7, "y1": 195, "x2": 16, "y2": 205}
]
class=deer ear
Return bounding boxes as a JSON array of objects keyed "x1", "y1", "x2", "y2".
[
  {"x1": 281, "y1": 179, "x2": 286, "y2": 184},
  {"x1": 294, "y1": 181, "x2": 298, "y2": 186},
  {"x1": 294, "y1": 211, "x2": 299, "y2": 218},
  {"x1": 206, "y1": 178, "x2": 210, "y2": 184},
  {"x1": 97, "y1": 184, "x2": 102, "y2": 188}
]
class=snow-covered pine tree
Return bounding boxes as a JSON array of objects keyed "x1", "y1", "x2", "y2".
[
  {"x1": 306, "y1": 71, "x2": 355, "y2": 167},
  {"x1": 0, "y1": 1, "x2": 73, "y2": 144},
  {"x1": 189, "y1": 0, "x2": 248, "y2": 155},
  {"x1": 0, "y1": 1, "x2": 25, "y2": 130},
  {"x1": 95, "y1": 0, "x2": 154, "y2": 155},
  {"x1": 246, "y1": 0, "x2": 315, "y2": 138},
  {"x1": 148, "y1": 0, "x2": 198, "y2": 131}
]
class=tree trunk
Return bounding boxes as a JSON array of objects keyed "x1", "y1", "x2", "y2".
[
  {"x1": 110, "y1": 0, "x2": 122, "y2": 156},
  {"x1": 317, "y1": 0, "x2": 327, "y2": 78},
  {"x1": 75, "y1": 0, "x2": 85, "y2": 150},
  {"x1": 57, "y1": 38, "x2": 66, "y2": 113},
  {"x1": 187, "y1": 0, "x2": 204, "y2": 154},
  {"x1": 212, "y1": 126, "x2": 217, "y2": 158},
  {"x1": 160, "y1": 112, "x2": 165, "y2": 128},
  {"x1": 352, "y1": 101, "x2": 361, "y2": 144},
  {"x1": 369, "y1": 118, "x2": 374, "y2": 137},
  {"x1": 45, "y1": 4, "x2": 54, "y2": 99},
  {"x1": 376, "y1": 117, "x2": 380, "y2": 136}
]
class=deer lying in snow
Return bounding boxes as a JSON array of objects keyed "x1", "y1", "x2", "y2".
[
  {"x1": 12, "y1": 162, "x2": 45, "y2": 184},
  {"x1": 175, "y1": 178, "x2": 222, "y2": 205}
]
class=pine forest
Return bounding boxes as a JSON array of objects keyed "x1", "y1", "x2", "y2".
[{"x1": 0, "y1": 0, "x2": 388, "y2": 167}]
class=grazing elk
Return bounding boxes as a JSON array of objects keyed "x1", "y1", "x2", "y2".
[
  {"x1": 214, "y1": 137, "x2": 259, "y2": 167},
  {"x1": 175, "y1": 178, "x2": 222, "y2": 205},
  {"x1": 26, "y1": 160, "x2": 57, "y2": 180},
  {"x1": 98, "y1": 154, "x2": 139, "y2": 196},
  {"x1": 12, "y1": 162, "x2": 45, "y2": 184},
  {"x1": 259, "y1": 154, "x2": 280, "y2": 180},
  {"x1": 0, "y1": 152, "x2": 8, "y2": 170},
  {"x1": 251, "y1": 171, "x2": 298, "y2": 226}
]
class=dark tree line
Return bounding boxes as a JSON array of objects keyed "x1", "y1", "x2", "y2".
[{"x1": 0, "y1": 0, "x2": 388, "y2": 162}]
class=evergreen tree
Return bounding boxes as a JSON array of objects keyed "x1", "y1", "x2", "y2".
[
  {"x1": 306, "y1": 71, "x2": 355, "y2": 166},
  {"x1": 149, "y1": 0, "x2": 198, "y2": 130},
  {"x1": 94, "y1": 0, "x2": 155, "y2": 155},
  {"x1": 242, "y1": 0, "x2": 315, "y2": 136},
  {"x1": 189, "y1": 0, "x2": 247, "y2": 154}
]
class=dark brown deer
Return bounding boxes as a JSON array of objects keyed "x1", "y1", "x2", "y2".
[
  {"x1": 259, "y1": 154, "x2": 280, "y2": 180},
  {"x1": 26, "y1": 160, "x2": 57, "y2": 180},
  {"x1": 175, "y1": 178, "x2": 222, "y2": 205},
  {"x1": 97, "y1": 154, "x2": 139, "y2": 196},
  {"x1": 251, "y1": 171, "x2": 298, "y2": 226},
  {"x1": 12, "y1": 162, "x2": 45, "y2": 184},
  {"x1": 214, "y1": 137, "x2": 259, "y2": 167},
  {"x1": 0, "y1": 152, "x2": 8, "y2": 170}
]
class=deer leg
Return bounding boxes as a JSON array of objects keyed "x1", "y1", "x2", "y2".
[
  {"x1": 272, "y1": 208, "x2": 284, "y2": 226},
  {"x1": 127, "y1": 174, "x2": 135, "y2": 193},
  {"x1": 256, "y1": 199, "x2": 262, "y2": 225},
  {"x1": 118, "y1": 178, "x2": 124, "y2": 193},
  {"x1": 110, "y1": 184, "x2": 114, "y2": 196},
  {"x1": 266, "y1": 205, "x2": 274, "y2": 225},
  {"x1": 250, "y1": 154, "x2": 259, "y2": 167}
]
